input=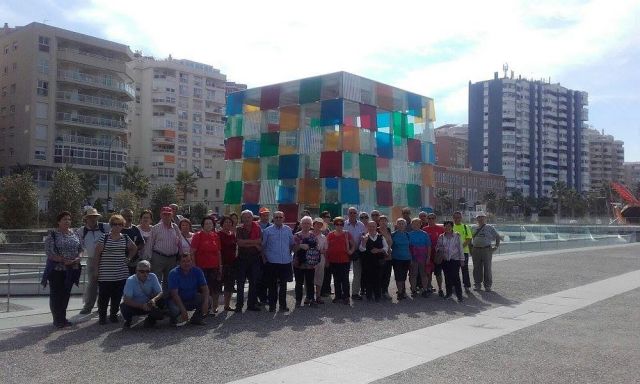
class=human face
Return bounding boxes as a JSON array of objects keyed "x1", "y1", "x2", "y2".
[
  {"x1": 141, "y1": 213, "x2": 152, "y2": 226},
  {"x1": 136, "y1": 268, "x2": 150, "y2": 282},
  {"x1": 58, "y1": 215, "x2": 72, "y2": 230},
  {"x1": 444, "y1": 223, "x2": 454, "y2": 233},
  {"x1": 419, "y1": 213, "x2": 427, "y2": 222},
  {"x1": 477, "y1": 216, "x2": 486, "y2": 225},
  {"x1": 371, "y1": 211, "x2": 380, "y2": 222},
  {"x1": 231, "y1": 214, "x2": 239, "y2": 226},
  {"x1": 359, "y1": 214, "x2": 369, "y2": 223},
  {"x1": 367, "y1": 221, "x2": 377, "y2": 234},
  {"x1": 348, "y1": 209, "x2": 358, "y2": 221},
  {"x1": 402, "y1": 209, "x2": 411, "y2": 219},
  {"x1": 222, "y1": 218, "x2": 233, "y2": 231},
  {"x1": 240, "y1": 212, "x2": 252, "y2": 225},
  {"x1": 179, "y1": 254, "x2": 193, "y2": 271},
  {"x1": 334, "y1": 221, "x2": 344, "y2": 231},
  {"x1": 273, "y1": 213, "x2": 284, "y2": 226},
  {"x1": 411, "y1": 220, "x2": 421, "y2": 230},
  {"x1": 203, "y1": 219, "x2": 214, "y2": 232},
  {"x1": 453, "y1": 212, "x2": 462, "y2": 224},
  {"x1": 260, "y1": 212, "x2": 270, "y2": 222},
  {"x1": 161, "y1": 212, "x2": 172, "y2": 224},
  {"x1": 179, "y1": 221, "x2": 191, "y2": 233},
  {"x1": 122, "y1": 212, "x2": 133, "y2": 225},
  {"x1": 300, "y1": 219, "x2": 312, "y2": 232},
  {"x1": 427, "y1": 215, "x2": 437, "y2": 225},
  {"x1": 110, "y1": 221, "x2": 124, "y2": 234},
  {"x1": 313, "y1": 221, "x2": 324, "y2": 232},
  {"x1": 379, "y1": 217, "x2": 388, "y2": 228},
  {"x1": 396, "y1": 220, "x2": 406, "y2": 231},
  {"x1": 85, "y1": 216, "x2": 98, "y2": 228}
]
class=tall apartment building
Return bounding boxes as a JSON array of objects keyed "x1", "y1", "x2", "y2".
[
  {"x1": 434, "y1": 124, "x2": 468, "y2": 169},
  {"x1": 130, "y1": 56, "x2": 227, "y2": 214},
  {"x1": 624, "y1": 162, "x2": 640, "y2": 189},
  {"x1": 0, "y1": 22, "x2": 134, "y2": 207},
  {"x1": 469, "y1": 71, "x2": 589, "y2": 198},
  {"x1": 585, "y1": 128, "x2": 624, "y2": 191}
]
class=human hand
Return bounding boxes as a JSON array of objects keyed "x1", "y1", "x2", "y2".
[{"x1": 300, "y1": 244, "x2": 309, "y2": 250}]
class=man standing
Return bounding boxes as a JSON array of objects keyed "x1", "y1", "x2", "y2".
[
  {"x1": 170, "y1": 203, "x2": 185, "y2": 226},
  {"x1": 471, "y1": 212, "x2": 500, "y2": 292},
  {"x1": 120, "y1": 260, "x2": 164, "y2": 328},
  {"x1": 168, "y1": 253, "x2": 209, "y2": 326},
  {"x1": 345, "y1": 207, "x2": 366, "y2": 300},
  {"x1": 120, "y1": 208, "x2": 145, "y2": 275},
  {"x1": 144, "y1": 206, "x2": 181, "y2": 290},
  {"x1": 77, "y1": 207, "x2": 109, "y2": 314},
  {"x1": 401, "y1": 207, "x2": 412, "y2": 224},
  {"x1": 236, "y1": 210, "x2": 263, "y2": 312},
  {"x1": 258, "y1": 207, "x2": 271, "y2": 230},
  {"x1": 261, "y1": 211, "x2": 294, "y2": 312},
  {"x1": 422, "y1": 213, "x2": 445, "y2": 297},
  {"x1": 452, "y1": 211, "x2": 473, "y2": 293},
  {"x1": 418, "y1": 211, "x2": 429, "y2": 228}
]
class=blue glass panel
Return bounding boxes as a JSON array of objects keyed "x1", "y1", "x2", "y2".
[
  {"x1": 242, "y1": 204, "x2": 260, "y2": 215},
  {"x1": 278, "y1": 154, "x2": 300, "y2": 179},
  {"x1": 277, "y1": 185, "x2": 296, "y2": 204},
  {"x1": 226, "y1": 91, "x2": 245, "y2": 116},
  {"x1": 320, "y1": 98, "x2": 343, "y2": 126},
  {"x1": 325, "y1": 178, "x2": 339, "y2": 189},
  {"x1": 340, "y1": 178, "x2": 360, "y2": 204},
  {"x1": 376, "y1": 132, "x2": 393, "y2": 159},
  {"x1": 243, "y1": 140, "x2": 260, "y2": 158}
]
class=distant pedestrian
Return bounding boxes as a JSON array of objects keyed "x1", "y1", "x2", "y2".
[
  {"x1": 471, "y1": 212, "x2": 501, "y2": 292},
  {"x1": 326, "y1": 217, "x2": 356, "y2": 304},
  {"x1": 262, "y1": 211, "x2": 295, "y2": 312}
]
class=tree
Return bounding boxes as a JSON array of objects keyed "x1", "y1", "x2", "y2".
[
  {"x1": 483, "y1": 191, "x2": 497, "y2": 214},
  {"x1": 77, "y1": 172, "x2": 98, "y2": 201},
  {"x1": 175, "y1": 170, "x2": 198, "y2": 204},
  {"x1": 0, "y1": 172, "x2": 37, "y2": 228},
  {"x1": 188, "y1": 202, "x2": 209, "y2": 225},
  {"x1": 122, "y1": 165, "x2": 150, "y2": 200},
  {"x1": 551, "y1": 181, "x2": 569, "y2": 218},
  {"x1": 436, "y1": 189, "x2": 452, "y2": 215},
  {"x1": 114, "y1": 191, "x2": 140, "y2": 215},
  {"x1": 48, "y1": 167, "x2": 84, "y2": 226},
  {"x1": 150, "y1": 184, "x2": 177, "y2": 220}
]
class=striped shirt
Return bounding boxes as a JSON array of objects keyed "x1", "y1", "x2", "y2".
[
  {"x1": 436, "y1": 233, "x2": 464, "y2": 262},
  {"x1": 143, "y1": 221, "x2": 181, "y2": 259},
  {"x1": 98, "y1": 234, "x2": 131, "y2": 282}
]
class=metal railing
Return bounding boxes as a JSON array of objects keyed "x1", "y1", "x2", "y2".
[
  {"x1": 57, "y1": 70, "x2": 135, "y2": 98},
  {"x1": 56, "y1": 91, "x2": 129, "y2": 112},
  {"x1": 56, "y1": 112, "x2": 126, "y2": 129}
]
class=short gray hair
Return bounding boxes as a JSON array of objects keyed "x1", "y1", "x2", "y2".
[
  {"x1": 300, "y1": 215, "x2": 313, "y2": 224},
  {"x1": 136, "y1": 260, "x2": 151, "y2": 270},
  {"x1": 240, "y1": 209, "x2": 254, "y2": 218}
]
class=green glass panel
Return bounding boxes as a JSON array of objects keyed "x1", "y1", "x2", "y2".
[
  {"x1": 224, "y1": 181, "x2": 242, "y2": 204},
  {"x1": 319, "y1": 203, "x2": 342, "y2": 219},
  {"x1": 260, "y1": 133, "x2": 279, "y2": 157},
  {"x1": 310, "y1": 118, "x2": 321, "y2": 128},
  {"x1": 407, "y1": 184, "x2": 421, "y2": 207},
  {"x1": 359, "y1": 154, "x2": 377, "y2": 181},
  {"x1": 233, "y1": 116, "x2": 243, "y2": 137},
  {"x1": 407, "y1": 122, "x2": 415, "y2": 139},
  {"x1": 299, "y1": 76, "x2": 322, "y2": 104}
]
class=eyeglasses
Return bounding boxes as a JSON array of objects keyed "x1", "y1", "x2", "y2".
[
  {"x1": 348, "y1": 211, "x2": 357, "y2": 215},
  {"x1": 137, "y1": 270, "x2": 150, "y2": 274}
]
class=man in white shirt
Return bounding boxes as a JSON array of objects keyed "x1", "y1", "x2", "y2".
[{"x1": 77, "y1": 207, "x2": 110, "y2": 314}]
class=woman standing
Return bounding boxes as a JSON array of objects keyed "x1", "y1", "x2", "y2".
[
  {"x1": 42, "y1": 211, "x2": 83, "y2": 328},
  {"x1": 326, "y1": 217, "x2": 355, "y2": 305},
  {"x1": 408, "y1": 218, "x2": 431, "y2": 298},
  {"x1": 191, "y1": 216, "x2": 222, "y2": 314},
  {"x1": 311, "y1": 218, "x2": 328, "y2": 304},
  {"x1": 359, "y1": 220, "x2": 388, "y2": 302},
  {"x1": 436, "y1": 221, "x2": 465, "y2": 303},
  {"x1": 293, "y1": 216, "x2": 319, "y2": 307},
  {"x1": 137, "y1": 209, "x2": 153, "y2": 258},
  {"x1": 178, "y1": 218, "x2": 194, "y2": 257},
  {"x1": 95, "y1": 214, "x2": 137, "y2": 324},
  {"x1": 218, "y1": 216, "x2": 238, "y2": 311},
  {"x1": 378, "y1": 215, "x2": 393, "y2": 300},
  {"x1": 391, "y1": 218, "x2": 411, "y2": 300}
]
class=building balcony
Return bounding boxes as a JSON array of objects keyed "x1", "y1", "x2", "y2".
[
  {"x1": 56, "y1": 91, "x2": 129, "y2": 113},
  {"x1": 57, "y1": 47, "x2": 128, "y2": 74},
  {"x1": 151, "y1": 96, "x2": 176, "y2": 107},
  {"x1": 57, "y1": 70, "x2": 135, "y2": 99},
  {"x1": 152, "y1": 136, "x2": 176, "y2": 145},
  {"x1": 56, "y1": 112, "x2": 127, "y2": 131},
  {"x1": 55, "y1": 134, "x2": 127, "y2": 150}
]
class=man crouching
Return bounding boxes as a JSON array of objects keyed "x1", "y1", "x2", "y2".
[
  {"x1": 120, "y1": 260, "x2": 165, "y2": 329},
  {"x1": 168, "y1": 253, "x2": 210, "y2": 326}
]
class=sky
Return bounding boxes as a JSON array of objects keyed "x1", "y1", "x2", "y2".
[{"x1": 3, "y1": 0, "x2": 640, "y2": 160}]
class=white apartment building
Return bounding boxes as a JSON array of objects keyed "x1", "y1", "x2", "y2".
[
  {"x1": 129, "y1": 56, "x2": 227, "y2": 214},
  {"x1": 469, "y1": 71, "x2": 589, "y2": 198},
  {"x1": 585, "y1": 128, "x2": 624, "y2": 192},
  {"x1": 0, "y1": 22, "x2": 134, "y2": 208}
]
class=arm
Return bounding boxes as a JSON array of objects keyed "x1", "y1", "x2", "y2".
[
  {"x1": 143, "y1": 227, "x2": 155, "y2": 260},
  {"x1": 347, "y1": 233, "x2": 356, "y2": 255},
  {"x1": 358, "y1": 234, "x2": 368, "y2": 252},
  {"x1": 170, "y1": 288, "x2": 188, "y2": 322},
  {"x1": 381, "y1": 237, "x2": 389, "y2": 254},
  {"x1": 494, "y1": 228, "x2": 501, "y2": 248},
  {"x1": 127, "y1": 238, "x2": 137, "y2": 262},
  {"x1": 94, "y1": 235, "x2": 105, "y2": 279}
]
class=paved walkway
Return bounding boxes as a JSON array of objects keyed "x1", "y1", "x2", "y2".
[{"x1": 1, "y1": 243, "x2": 639, "y2": 384}]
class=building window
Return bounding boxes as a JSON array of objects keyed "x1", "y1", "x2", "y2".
[
  {"x1": 10, "y1": 84, "x2": 16, "y2": 95},
  {"x1": 37, "y1": 58, "x2": 49, "y2": 74},
  {"x1": 12, "y1": 62, "x2": 17, "y2": 71},
  {"x1": 1, "y1": 86, "x2": 5, "y2": 97},
  {"x1": 216, "y1": 170, "x2": 220, "y2": 179},
  {"x1": 35, "y1": 124, "x2": 47, "y2": 140},
  {"x1": 37, "y1": 80, "x2": 49, "y2": 96},
  {"x1": 215, "y1": 188, "x2": 220, "y2": 198},
  {"x1": 3, "y1": 45, "x2": 8, "y2": 54},
  {"x1": 36, "y1": 102, "x2": 48, "y2": 118},
  {"x1": 35, "y1": 146, "x2": 46, "y2": 160},
  {"x1": 193, "y1": 88, "x2": 202, "y2": 99},
  {"x1": 9, "y1": 105, "x2": 15, "y2": 113},
  {"x1": 204, "y1": 189, "x2": 208, "y2": 198}
]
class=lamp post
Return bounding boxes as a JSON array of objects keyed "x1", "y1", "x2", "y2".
[{"x1": 106, "y1": 136, "x2": 121, "y2": 214}]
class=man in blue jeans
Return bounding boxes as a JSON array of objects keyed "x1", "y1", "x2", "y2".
[
  {"x1": 120, "y1": 260, "x2": 164, "y2": 329},
  {"x1": 167, "y1": 253, "x2": 210, "y2": 326},
  {"x1": 262, "y1": 211, "x2": 295, "y2": 312}
]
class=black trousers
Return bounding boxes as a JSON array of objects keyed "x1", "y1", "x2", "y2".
[
  {"x1": 461, "y1": 253, "x2": 471, "y2": 288},
  {"x1": 443, "y1": 259, "x2": 463, "y2": 300},
  {"x1": 331, "y1": 262, "x2": 350, "y2": 300},
  {"x1": 265, "y1": 262, "x2": 292, "y2": 309},
  {"x1": 380, "y1": 260, "x2": 392, "y2": 294},
  {"x1": 321, "y1": 265, "x2": 333, "y2": 295},
  {"x1": 294, "y1": 267, "x2": 315, "y2": 302},
  {"x1": 361, "y1": 256, "x2": 382, "y2": 300},
  {"x1": 98, "y1": 280, "x2": 126, "y2": 319},
  {"x1": 48, "y1": 270, "x2": 72, "y2": 326},
  {"x1": 236, "y1": 255, "x2": 261, "y2": 309}
]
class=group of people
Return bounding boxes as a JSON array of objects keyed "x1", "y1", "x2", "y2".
[{"x1": 43, "y1": 204, "x2": 500, "y2": 330}]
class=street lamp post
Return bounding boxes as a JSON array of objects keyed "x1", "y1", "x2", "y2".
[{"x1": 106, "y1": 136, "x2": 121, "y2": 214}]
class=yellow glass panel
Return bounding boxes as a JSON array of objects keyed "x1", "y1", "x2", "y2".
[
  {"x1": 242, "y1": 159, "x2": 261, "y2": 181},
  {"x1": 323, "y1": 130, "x2": 340, "y2": 151},
  {"x1": 426, "y1": 100, "x2": 436, "y2": 121},
  {"x1": 280, "y1": 106, "x2": 300, "y2": 131},
  {"x1": 422, "y1": 164, "x2": 435, "y2": 187},
  {"x1": 243, "y1": 104, "x2": 260, "y2": 113},
  {"x1": 342, "y1": 125, "x2": 360, "y2": 152},
  {"x1": 391, "y1": 206, "x2": 403, "y2": 222},
  {"x1": 279, "y1": 144, "x2": 297, "y2": 155}
]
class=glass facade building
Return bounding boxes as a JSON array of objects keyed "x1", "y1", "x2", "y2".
[{"x1": 224, "y1": 72, "x2": 436, "y2": 221}]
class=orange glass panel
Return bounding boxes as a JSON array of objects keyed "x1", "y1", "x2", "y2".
[
  {"x1": 242, "y1": 159, "x2": 261, "y2": 181},
  {"x1": 164, "y1": 130, "x2": 176, "y2": 138},
  {"x1": 391, "y1": 206, "x2": 403, "y2": 221},
  {"x1": 342, "y1": 125, "x2": 360, "y2": 152},
  {"x1": 422, "y1": 164, "x2": 435, "y2": 187},
  {"x1": 298, "y1": 178, "x2": 321, "y2": 204},
  {"x1": 280, "y1": 105, "x2": 300, "y2": 131},
  {"x1": 323, "y1": 130, "x2": 340, "y2": 151},
  {"x1": 164, "y1": 155, "x2": 175, "y2": 163}
]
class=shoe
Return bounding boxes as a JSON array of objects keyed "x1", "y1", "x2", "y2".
[
  {"x1": 321, "y1": 292, "x2": 330, "y2": 297},
  {"x1": 410, "y1": 290, "x2": 418, "y2": 298},
  {"x1": 109, "y1": 314, "x2": 119, "y2": 323},
  {"x1": 309, "y1": 301, "x2": 318, "y2": 308},
  {"x1": 458, "y1": 297, "x2": 464, "y2": 303},
  {"x1": 382, "y1": 293, "x2": 391, "y2": 300},
  {"x1": 484, "y1": 287, "x2": 492, "y2": 292},
  {"x1": 332, "y1": 298, "x2": 340, "y2": 304},
  {"x1": 315, "y1": 298, "x2": 325, "y2": 305},
  {"x1": 279, "y1": 307, "x2": 290, "y2": 312},
  {"x1": 465, "y1": 287, "x2": 471, "y2": 294},
  {"x1": 234, "y1": 306, "x2": 243, "y2": 313},
  {"x1": 79, "y1": 308, "x2": 91, "y2": 315},
  {"x1": 444, "y1": 293, "x2": 453, "y2": 299},
  {"x1": 143, "y1": 317, "x2": 156, "y2": 328},
  {"x1": 247, "y1": 306, "x2": 261, "y2": 312},
  {"x1": 123, "y1": 320, "x2": 132, "y2": 329},
  {"x1": 190, "y1": 317, "x2": 205, "y2": 326},
  {"x1": 421, "y1": 290, "x2": 430, "y2": 298},
  {"x1": 269, "y1": 306, "x2": 276, "y2": 312},
  {"x1": 438, "y1": 290, "x2": 445, "y2": 298},
  {"x1": 303, "y1": 299, "x2": 311, "y2": 306},
  {"x1": 473, "y1": 286, "x2": 481, "y2": 291},
  {"x1": 295, "y1": 301, "x2": 302, "y2": 308},
  {"x1": 343, "y1": 298, "x2": 351, "y2": 305},
  {"x1": 351, "y1": 294, "x2": 363, "y2": 301},
  {"x1": 99, "y1": 317, "x2": 107, "y2": 325},
  {"x1": 224, "y1": 306, "x2": 234, "y2": 312}
]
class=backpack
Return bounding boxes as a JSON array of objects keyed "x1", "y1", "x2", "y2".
[{"x1": 83, "y1": 222, "x2": 106, "y2": 238}]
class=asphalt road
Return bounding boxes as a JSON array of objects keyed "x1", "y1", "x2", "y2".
[{"x1": 1, "y1": 243, "x2": 639, "y2": 384}]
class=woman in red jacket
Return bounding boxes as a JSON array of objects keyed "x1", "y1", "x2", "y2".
[
  {"x1": 326, "y1": 217, "x2": 356, "y2": 305},
  {"x1": 190, "y1": 216, "x2": 222, "y2": 314}
]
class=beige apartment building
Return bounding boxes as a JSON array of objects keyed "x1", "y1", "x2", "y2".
[
  {"x1": 129, "y1": 56, "x2": 228, "y2": 214},
  {"x1": 585, "y1": 128, "x2": 624, "y2": 192},
  {"x1": 0, "y1": 22, "x2": 134, "y2": 208}
]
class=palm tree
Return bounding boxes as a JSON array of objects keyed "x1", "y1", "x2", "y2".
[
  {"x1": 551, "y1": 181, "x2": 569, "y2": 218},
  {"x1": 483, "y1": 191, "x2": 497, "y2": 214},
  {"x1": 122, "y1": 165, "x2": 150, "y2": 200},
  {"x1": 175, "y1": 170, "x2": 198, "y2": 204},
  {"x1": 436, "y1": 189, "x2": 452, "y2": 215}
]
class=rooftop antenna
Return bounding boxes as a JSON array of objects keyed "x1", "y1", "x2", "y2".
[{"x1": 502, "y1": 63, "x2": 509, "y2": 78}]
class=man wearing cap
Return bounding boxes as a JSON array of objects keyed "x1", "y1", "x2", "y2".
[
  {"x1": 258, "y1": 207, "x2": 271, "y2": 230},
  {"x1": 471, "y1": 212, "x2": 500, "y2": 292},
  {"x1": 77, "y1": 207, "x2": 110, "y2": 314},
  {"x1": 144, "y1": 206, "x2": 182, "y2": 291}
]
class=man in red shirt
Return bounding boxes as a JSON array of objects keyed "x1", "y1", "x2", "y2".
[
  {"x1": 235, "y1": 210, "x2": 263, "y2": 312},
  {"x1": 422, "y1": 212, "x2": 445, "y2": 297}
]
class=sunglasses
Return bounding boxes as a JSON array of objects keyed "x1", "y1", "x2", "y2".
[
  {"x1": 371, "y1": 213, "x2": 379, "y2": 217},
  {"x1": 360, "y1": 216, "x2": 369, "y2": 220}
]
